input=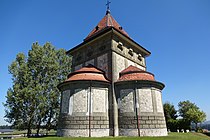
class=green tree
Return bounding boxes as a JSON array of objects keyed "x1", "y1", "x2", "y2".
[
  {"x1": 178, "y1": 100, "x2": 206, "y2": 131},
  {"x1": 4, "y1": 53, "x2": 36, "y2": 136},
  {"x1": 4, "y1": 42, "x2": 71, "y2": 136},
  {"x1": 163, "y1": 102, "x2": 178, "y2": 131},
  {"x1": 186, "y1": 108, "x2": 206, "y2": 131}
]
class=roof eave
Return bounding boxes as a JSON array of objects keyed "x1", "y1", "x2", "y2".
[
  {"x1": 67, "y1": 27, "x2": 151, "y2": 57},
  {"x1": 111, "y1": 28, "x2": 151, "y2": 57},
  {"x1": 66, "y1": 27, "x2": 113, "y2": 55},
  {"x1": 57, "y1": 80, "x2": 110, "y2": 91},
  {"x1": 115, "y1": 80, "x2": 165, "y2": 90}
]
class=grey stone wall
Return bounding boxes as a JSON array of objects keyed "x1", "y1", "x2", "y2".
[
  {"x1": 118, "y1": 115, "x2": 167, "y2": 136},
  {"x1": 58, "y1": 115, "x2": 109, "y2": 129},
  {"x1": 112, "y1": 35, "x2": 146, "y2": 68},
  {"x1": 118, "y1": 114, "x2": 166, "y2": 129},
  {"x1": 97, "y1": 53, "x2": 108, "y2": 77},
  {"x1": 74, "y1": 64, "x2": 83, "y2": 71},
  {"x1": 116, "y1": 84, "x2": 167, "y2": 136},
  {"x1": 61, "y1": 90, "x2": 71, "y2": 114},
  {"x1": 154, "y1": 90, "x2": 164, "y2": 113},
  {"x1": 57, "y1": 115, "x2": 109, "y2": 137},
  {"x1": 57, "y1": 129, "x2": 89, "y2": 137},
  {"x1": 68, "y1": 32, "x2": 148, "y2": 137},
  {"x1": 119, "y1": 89, "x2": 134, "y2": 113},
  {"x1": 140, "y1": 128, "x2": 167, "y2": 136},
  {"x1": 92, "y1": 88, "x2": 108, "y2": 113},
  {"x1": 112, "y1": 52, "x2": 146, "y2": 82},
  {"x1": 119, "y1": 128, "x2": 167, "y2": 136},
  {"x1": 58, "y1": 83, "x2": 110, "y2": 137},
  {"x1": 63, "y1": 29, "x2": 167, "y2": 137},
  {"x1": 85, "y1": 59, "x2": 94, "y2": 66},
  {"x1": 138, "y1": 89, "x2": 153, "y2": 113},
  {"x1": 70, "y1": 33, "x2": 112, "y2": 71},
  {"x1": 73, "y1": 52, "x2": 110, "y2": 79},
  {"x1": 70, "y1": 32, "x2": 147, "y2": 80},
  {"x1": 60, "y1": 86, "x2": 109, "y2": 115},
  {"x1": 73, "y1": 89, "x2": 88, "y2": 113},
  {"x1": 57, "y1": 129, "x2": 110, "y2": 137}
]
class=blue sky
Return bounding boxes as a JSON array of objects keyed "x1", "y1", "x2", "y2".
[{"x1": 0, "y1": 0, "x2": 210, "y2": 125}]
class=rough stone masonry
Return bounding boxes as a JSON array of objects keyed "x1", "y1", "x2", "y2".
[{"x1": 57, "y1": 8, "x2": 167, "y2": 137}]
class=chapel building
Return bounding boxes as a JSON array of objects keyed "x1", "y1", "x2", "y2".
[{"x1": 57, "y1": 8, "x2": 167, "y2": 137}]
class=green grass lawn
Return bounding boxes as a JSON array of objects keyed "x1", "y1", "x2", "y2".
[{"x1": 17, "y1": 132, "x2": 210, "y2": 140}]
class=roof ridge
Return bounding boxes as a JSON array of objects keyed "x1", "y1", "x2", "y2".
[
  {"x1": 85, "y1": 11, "x2": 129, "y2": 40},
  {"x1": 107, "y1": 12, "x2": 113, "y2": 26}
]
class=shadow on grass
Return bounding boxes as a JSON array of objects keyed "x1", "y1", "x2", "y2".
[
  {"x1": 28, "y1": 134, "x2": 57, "y2": 138},
  {"x1": 203, "y1": 132, "x2": 210, "y2": 137}
]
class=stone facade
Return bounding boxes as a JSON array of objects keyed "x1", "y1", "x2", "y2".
[
  {"x1": 57, "y1": 80, "x2": 110, "y2": 137},
  {"x1": 115, "y1": 81, "x2": 166, "y2": 136},
  {"x1": 58, "y1": 10, "x2": 167, "y2": 137},
  {"x1": 70, "y1": 32, "x2": 147, "y2": 80},
  {"x1": 57, "y1": 115, "x2": 110, "y2": 137},
  {"x1": 138, "y1": 89, "x2": 153, "y2": 112}
]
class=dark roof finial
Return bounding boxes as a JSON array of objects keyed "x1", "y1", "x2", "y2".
[{"x1": 106, "y1": 0, "x2": 111, "y2": 15}]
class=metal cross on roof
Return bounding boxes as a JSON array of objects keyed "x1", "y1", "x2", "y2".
[{"x1": 106, "y1": 0, "x2": 111, "y2": 11}]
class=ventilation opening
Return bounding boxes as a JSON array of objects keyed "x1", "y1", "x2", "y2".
[
  {"x1": 117, "y1": 42, "x2": 123, "y2": 51},
  {"x1": 138, "y1": 54, "x2": 142, "y2": 61},
  {"x1": 128, "y1": 48, "x2": 134, "y2": 56},
  {"x1": 95, "y1": 26, "x2": 99, "y2": 30}
]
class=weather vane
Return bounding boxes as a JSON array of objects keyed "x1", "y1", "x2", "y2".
[{"x1": 106, "y1": 0, "x2": 111, "y2": 11}]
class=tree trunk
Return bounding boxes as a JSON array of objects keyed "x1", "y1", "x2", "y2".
[
  {"x1": 36, "y1": 118, "x2": 42, "y2": 135},
  {"x1": 27, "y1": 121, "x2": 32, "y2": 137},
  {"x1": 27, "y1": 128, "x2": 31, "y2": 137},
  {"x1": 195, "y1": 123, "x2": 198, "y2": 132},
  {"x1": 46, "y1": 108, "x2": 53, "y2": 135}
]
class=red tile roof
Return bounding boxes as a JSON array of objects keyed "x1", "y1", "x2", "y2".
[
  {"x1": 65, "y1": 65, "x2": 110, "y2": 83},
  {"x1": 119, "y1": 65, "x2": 144, "y2": 74},
  {"x1": 85, "y1": 11, "x2": 129, "y2": 40},
  {"x1": 117, "y1": 65, "x2": 155, "y2": 82},
  {"x1": 75, "y1": 66, "x2": 102, "y2": 73}
]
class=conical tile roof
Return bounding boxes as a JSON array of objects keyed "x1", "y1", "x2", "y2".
[
  {"x1": 65, "y1": 65, "x2": 110, "y2": 82},
  {"x1": 117, "y1": 65, "x2": 155, "y2": 82},
  {"x1": 85, "y1": 10, "x2": 129, "y2": 40},
  {"x1": 116, "y1": 65, "x2": 165, "y2": 90}
]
